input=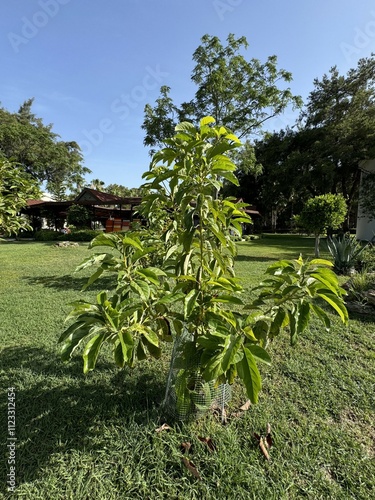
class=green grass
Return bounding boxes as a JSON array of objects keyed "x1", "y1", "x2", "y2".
[{"x1": 0, "y1": 237, "x2": 374, "y2": 499}]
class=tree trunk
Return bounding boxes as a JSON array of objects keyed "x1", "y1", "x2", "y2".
[{"x1": 314, "y1": 234, "x2": 320, "y2": 257}]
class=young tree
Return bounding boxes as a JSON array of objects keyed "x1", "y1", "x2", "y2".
[
  {"x1": 0, "y1": 159, "x2": 40, "y2": 236},
  {"x1": 294, "y1": 194, "x2": 347, "y2": 257},
  {"x1": 60, "y1": 118, "x2": 348, "y2": 418}
]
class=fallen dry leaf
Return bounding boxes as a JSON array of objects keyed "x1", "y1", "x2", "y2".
[
  {"x1": 259, "y1": 437, "x2": 271, "y2": 461},
  {"x1": 240, "y1": 400, "x2": 251, "y2": 411},
  {"x1": 180, "y1": 442, "x2": 192, "y2": 454},
  {"x1": 198, "y1": 436, "x2": 217, "y2": 452},
  {"x1": 155, "y1": 423, "x2": 172, "y2": 433},
  {"x1": 181, "y1": 457, "x2": 202, "y2": 480},
  {"x1": 265, "y1": 423, "x2": 273, "y2": 449}
]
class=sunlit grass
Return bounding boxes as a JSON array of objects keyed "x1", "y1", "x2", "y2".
[{"x1": 0, "y1": 238, "x2": 374, "y2": 499}]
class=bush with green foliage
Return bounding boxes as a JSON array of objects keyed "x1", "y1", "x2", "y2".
[
  {"x1": 359, "y1": 244, "x2": 375, "y2": 272},
  {"x1": 327, "y1": 235, "x2": 368, "y2": 274},
  {"x1": 35, "y1": 229, "x2": 102, "y2": 242},
  {"x1": 60, "y1": 118, "x2": 348, "y2": 417},
  {"x1": 0, "y1": 159, "x2": 40, "y2": 236},
  {"x1": 294, "y1": 194, "x2": 347, "y2": 257},
  {"x1": 66, "y1": 204, "x2": 91, "y2": 229}
]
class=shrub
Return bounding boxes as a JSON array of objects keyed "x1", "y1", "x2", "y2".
[
  {"x1": 327, "y1": 235, "x2": 368, "y2": 274},
  {"x1": 61, "y1": 230, "x2": 102, "y2": 242},
  {"x1": 359, "y1": 244, "x2": 375, "y2": 272},
  {"x1": 35, "y1": 229, "x2": 61, "y2": 241}
]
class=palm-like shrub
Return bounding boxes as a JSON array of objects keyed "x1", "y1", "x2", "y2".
[{"x1": 327, "y1": 235, "x2": 367, "y2": 274}]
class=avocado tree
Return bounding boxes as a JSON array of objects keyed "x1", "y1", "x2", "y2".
[
  {"x1": 294, "y1": 194, "x2": 347, "y2": 257},
  {"x1": 59, "y1": 118, "x2": 348, "y2": 418}
]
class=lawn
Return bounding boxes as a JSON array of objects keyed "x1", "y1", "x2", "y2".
[{"x1": 0, "y1": 236, "x2": 374, "y2": 499}]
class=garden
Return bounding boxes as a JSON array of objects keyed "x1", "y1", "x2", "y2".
[
  {"x1": 1, "y1": 231, "x2": 374, "y2": 499},
  {"x1": 1, "y1": 37, "x2": 375, "y2": 498}
]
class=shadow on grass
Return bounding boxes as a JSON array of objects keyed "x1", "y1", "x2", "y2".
[
  {"x1": 23, "y1": 274, "x2": 116, "y2": 292},
  {"x1": 235, "y1": 255, "x2": 275, "y2": 263},
  {"x1": 0, "y1": 346, "x2": 167, "y2": 491}
]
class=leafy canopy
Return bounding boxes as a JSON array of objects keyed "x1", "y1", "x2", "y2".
[
  {"x1": 0, "y1": 98, "x2": 90, "y2": 197},
  {"x1": 0, "y1": 159, "x2": 40, "y2": 236},
  {"x1": 142, "y1": 34, "x2": 302, "y2": 153}
]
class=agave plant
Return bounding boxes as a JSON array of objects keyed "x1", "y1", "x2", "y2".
[{"x1": 327, "y1": 234, "x2": 367, "y2": 274}]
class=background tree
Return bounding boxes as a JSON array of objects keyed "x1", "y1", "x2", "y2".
[
  {"x1": 105, "y1": 184, "x2": 145, "y2": 198},
  {"x1": 0, "y1": 98, "x2": 91, "y2": 197},
  {"x1": 0, "y1": 159, "x2": 40, "y2": 236},
  {"x1": 66, "y1": 204, "x2": 91, "y2": 229},
  {"x1": 294, "y1": 194, "x2": 347, "y2": 257},
  {"x1": 142, "y1": 34, "x2": 302, "y2": 153},
  {"x1": 235, "y1": 54, "x2": 375, "y2": 229}
]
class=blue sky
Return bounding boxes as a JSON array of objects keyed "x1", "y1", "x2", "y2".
[{"x1": 1, "y1": 0, "x2": 375, "y2": 189}]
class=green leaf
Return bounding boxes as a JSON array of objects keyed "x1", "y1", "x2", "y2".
[
  {"x1": 200, "y1": 116, "x2": 215, "y2": 127},
  {"x1": 157, "y1": 292, "x2": 185, "y2": 305},
  {"x1": 122, "y1": 236, "x2": 143, "y2": 251},
  {"x1": 130, "y1": 279, "x2": 150, "y2": 301},
  {"x1": 217, "y1": 170, "x2": 239, "y2": 186},
  {"x1": 89, "y1": 233, "x2": 118, "y2": 249},
  {"x1": 246, "y1": 344, "x2": 272, "y2": 365},
  {"x1": 211, "y1": 294, "x2": 243, "y2": 305},
  {"x1": 270, "y1": 308, "x2": 287, "y2": 336},
  {"x1": 142, "y1": 328, "x2": 159, "y2": 347},
  {"x1": 118, "y1": 328, "x2": 134, "y2": 363},
  {"x1": 114, "y1": 341, "x2": 125, "y2": 367},
  {"x1": 296, "y1": 301, "x2": 310, "y2": 336},
  {"x1": 60, "y1": 324, "x2": 92, "y2": 361},
  {"x1": 83, "y1": 333, "x2": 106, "y2": 373},
  {"x1": 316, "y1": 292, "x2": 349, "y2": 324},
  {"x1": 184, "y1": 289, "x2": 199, "y2": 319},
  {"x1": 236, "y1": 346, "x2": 262, "y2": 404},
  {"x1": 310, "y1": 258, "x2": 333, "y2": 267},
  {"x1": 135, "y1": 268, "x2": 161, "y2": 285},
  {"x1": 221, "y1": 335, "x2": 243, "y2": 372},
  {"x1": 82, "y1": 267, "x2": 104, "y2": 291},
  {"x1": 310, "y1": 303, "x2": 331, "y2": 331}
]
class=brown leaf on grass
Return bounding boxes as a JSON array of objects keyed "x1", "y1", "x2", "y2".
[
  {"x1": 253, "y1": 432, "x2": 261, "y2": 442},
  {"x1": 259, "y1": 437, "x2": 271, "y2": 461},
  {"x1": 198, "y1": 436, "x2": 217, "y2": 452},
  {"x1": 155, "y1": 423, "x2": 172, "y2": 433},
  {"x1": 180, "y1": 442, "x2": 192, "y2": 454},
  {"x1": 265, "y1": 423, "x2": 273, "y2": 449},
  {"x1": 181, "y1": 457, "x2": 202, "y2": 480},
  {"x1": 240, "y1": 400, "x2": 251, "y2": 411}
]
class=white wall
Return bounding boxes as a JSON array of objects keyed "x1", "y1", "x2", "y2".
[{"x1": 356, "y1": 160, "x2": 375, "y2": 242}]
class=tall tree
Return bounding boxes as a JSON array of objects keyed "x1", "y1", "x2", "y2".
[
  {"x1": 240, "y1": 54, "x2": 375, "y2": 228},
  {"x1": 0, "y1": 98, "x2": 91, "y2": 196},
  {"x1": 142, "y1": 34, "x2": 302, "y2": 152},
  {"x1": 299, "y1": 55, "x2": 375, "y2": 216}
]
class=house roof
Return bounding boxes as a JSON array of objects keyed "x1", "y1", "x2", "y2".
[{"x1": 74, "y1": 188, "x2": 124, "y2": 204}]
